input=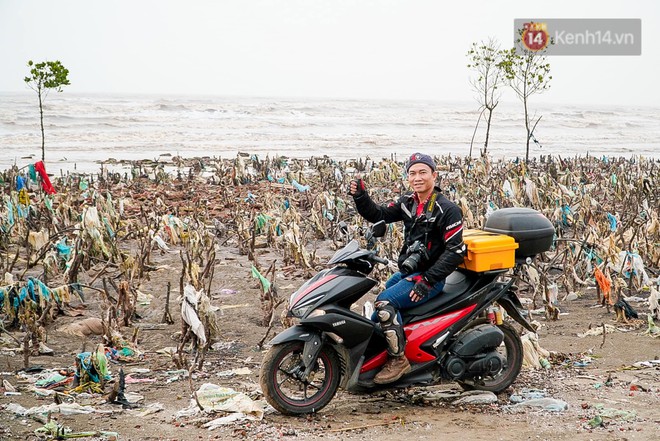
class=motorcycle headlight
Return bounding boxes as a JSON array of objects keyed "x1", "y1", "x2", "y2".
[
  {"x1": 290, "y1": 306, "x2": 325, "y2": 319},
  {"x1": 290, "y1": 304, "x2": 313, "y2": 319}
]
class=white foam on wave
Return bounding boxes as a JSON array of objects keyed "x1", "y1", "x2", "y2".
[{"x1": 1, "y1": 92, "x2": 658, "y2": 174}]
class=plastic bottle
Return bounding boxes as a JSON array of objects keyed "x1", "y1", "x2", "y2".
[
  {"x1": 487, "y1": 307, "x2": 496, "y2": 324},
  {"x1": 495, "y1": 307, "x2": 503, "y2": 325}
]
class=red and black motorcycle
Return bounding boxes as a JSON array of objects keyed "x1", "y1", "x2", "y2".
[{"x1": 259, "y1": 208, "x2": 554, "y2": 415}]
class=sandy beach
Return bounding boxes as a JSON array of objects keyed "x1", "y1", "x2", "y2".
[
  {"x1": 4, "y1": 0, "x2": 660, "y2": 439},
  {"x1": 1, "y1": 153, "x2": 659, "y2": 440}
]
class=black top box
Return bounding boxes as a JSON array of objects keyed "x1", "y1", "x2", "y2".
[{"x1": 484, "y1": 208, "x2": 555, "y2": 258}]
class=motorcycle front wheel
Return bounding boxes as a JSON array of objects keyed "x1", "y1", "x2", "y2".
[
  {"x1": 259, "y1": 341, "x2": 341, "y2": 415},
  {"x1": 457, "y1": 318, "x2": 524, "y2": 393}
]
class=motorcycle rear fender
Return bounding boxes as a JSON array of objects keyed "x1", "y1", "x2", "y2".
[
  {"x1": 498, "y1": 291, "x2": 536, "y2": 333},
  {"x1": 450, "y1": 324, "x2": 504, "y2": 356}
]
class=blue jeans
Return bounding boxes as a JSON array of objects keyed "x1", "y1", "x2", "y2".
[{"x1": 372, "y1": 272, "x2": 445, "y2": 323}]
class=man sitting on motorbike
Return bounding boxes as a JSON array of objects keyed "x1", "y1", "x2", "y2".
[{"x1": 349, "y1": 152, "x2": 466, "y2": 384}]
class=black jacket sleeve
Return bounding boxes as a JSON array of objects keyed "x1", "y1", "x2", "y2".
[
  {"x1": 424, "y1": 204, "x2": 466, "y2": 284},
  {"x1": 352, "y1": 191, "x2": 404, "y2": 224}
]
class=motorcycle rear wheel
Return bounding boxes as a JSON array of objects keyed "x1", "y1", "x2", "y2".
[
  {"x1": 260, "y1": 341, "x2": 340, "y2": 415},
  {"x1": 457, "y1": 318, "x2": 523, "y2": 393}
]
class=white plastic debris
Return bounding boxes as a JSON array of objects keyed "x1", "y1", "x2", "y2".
[
  {"x1": 547, "y1": 283, "x2": 559, "y2": 305},
  {"x1": 132, "y1": 403, "x2": 164, "y2": 417},
  {"x1": 577, "y1": 324, "x2": 618, "y2": 338},
  {"x1": 6, "y1": 402, "x2": 110, "y2": 416},
  {"x1": 181, "y1": 285, "x2": 207, "y2": 345},
  {"x1": 507, "y1": 398, "x2": 568, "y2": 412},
  {"x1": 648, "y1": 285, "x2": 659, "y2": 320},
  {"x1": 3, "y1": 379, "x2": 16, "y2": 392},
  {"x1": 609, "y1": 251, "x2": 650, "y2": 287},
  {"x1": 632, "y1": 359, "x2": 660, "y2": 369},
  {"x1": 203, "y1": 413, "x2": 255, "y2": 429},
  {"x1": 176, "y1": 383, "x2": 265, "y2": 423},
  {"x1": 151, "y1": 231, "x2": 170, "y2": 251},
  {"x1": 521, "y1": 333, "x2": 551, "y2": 369},
  {"x1": 217, "y1": 367, "x2": 252, "y2": 378},
  {"x1": 509, "y1": 389, "x2": 547, "y2": 403},
  {"x1": 453, "y1": 391, "x2": 498, "y2": 405}
]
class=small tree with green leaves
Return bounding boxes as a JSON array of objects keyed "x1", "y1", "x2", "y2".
[
  {"x1": 467, "y1": 38, "x2": 505, "y2": 157},
  {"x1": 24, "y1": 60, "x2": 71, "y2": 161},
  {"x1": 500, "y1": 35, "x2": 552, "y2": 163}
]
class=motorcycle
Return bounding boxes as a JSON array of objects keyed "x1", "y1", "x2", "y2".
[{"x1": 259, "y1": 208, "x2": 554, "y2": 415}]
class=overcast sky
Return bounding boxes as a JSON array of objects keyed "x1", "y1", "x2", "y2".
[{"x1": 1, "y1": 0, "x2": 658, "y2": 106}]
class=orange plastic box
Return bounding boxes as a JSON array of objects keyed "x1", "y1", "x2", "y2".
[{"x1": 459, "y1": 229, "x2": 519, "y2": 272}]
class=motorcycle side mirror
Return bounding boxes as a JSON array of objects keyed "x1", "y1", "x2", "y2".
[
  {"x1": 364, "y1": 220, "x2": 386, "y2": 250},
  {"x1": 371, "y1": 220, "x2": 387, "y2": 238},
  {"x1": 338, "y1": 221, "x2": 349, "y2": 236}
]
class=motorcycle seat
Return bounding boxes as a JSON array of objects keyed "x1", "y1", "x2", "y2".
[
  {"x1": 402, "y1": 270, "x2": 475, "y2": 323},
  {"x1": 442, "y1": 270, "x2": 472, "y2": 296}
]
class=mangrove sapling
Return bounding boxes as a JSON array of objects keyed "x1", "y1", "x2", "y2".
[
  {"x1": 466, "y1": 38, "x2": 505, "y2": 157},
  {"x1": 499, "y1": 29, "x2": 549, "y2": 153},
  {"x1": 24, "y1": 60, "x2": 71, "y2": 161}
]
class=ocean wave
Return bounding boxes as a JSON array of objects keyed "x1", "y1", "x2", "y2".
[
  {"x1": 155, "y1": 103, "x2": 190, "y2": 111},
  {"x1": 1, "y1": 93, "x2": 658, "y2": 173}
]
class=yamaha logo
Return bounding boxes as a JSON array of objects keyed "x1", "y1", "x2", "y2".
[{"x1": 332, "y1": 320, "x2": 346, "y2": 327}]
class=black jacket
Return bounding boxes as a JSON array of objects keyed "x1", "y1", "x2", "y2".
[{"x1": 353, "y1": 186, "x2": 465, "y2": 284}]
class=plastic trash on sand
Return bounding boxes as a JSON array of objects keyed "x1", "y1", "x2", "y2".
[
  {"x1": 181, "y1": 285, "x2": 207, "y2": 345},
  {"x1": 645, "y1": 315, "x2": 660, "y2": 337},
  {"x1": 75, "y1": 344, "x2": 111, "y2": 386},
  {"x1": 6, "y1": 402, "x2": 104, "y2": 416},
  {"x1": 453, "y1": 390, "x2": 498, "y2": 405},
  {"x1": 34, "y1": 421, "x2": 118, "y2": 440},
  {"x1": 132, "y1": 402, "x2": 165, "y2": 417},
  {"x1": 34, "y1": 372, "x2": 68, "y2": 388},
  {"x1": 547, "y1": 283, "x2": 559, "y2": 305},
  {"x1": 521, "y1": 333, "x2": 551, "y2": 369},
  {"x1": 250, "y1": 265, "x2": 271, "y2": 294},
  {"x1": 509, "y1": 388, "x2": 547, "y2": 403},
  {"x1": 150, "y1": 231, "x2": 170, "y2": 251},
  {"x1": 291, "y1": 179, "x2": 310, "y2": 192},
  {"x1": 649, "y1": 285, "x2": 659, "y2": 320},
  {"x1": 195, "y1": 383, "x2": 264, "y2": 418},
  {"x1": 203, "y1": 412, "x2": 260, "y2": 429},
  {"x1": 176, "y1": 383, "x2": 265, "y2": 425},
  {"x1": 631, "y1": 359, "x2": 660, "y2": 369},
  {"x1": 578, "y1": 323, "x2": 617, "y2": 338},
  {"x1": 608, "y1": 251, "x2": 650, "y2": 287},
  {"x1": 506, "y1": 387, "x2": 568, "y2": 412},
  {"x1": 506, "y1": 397, "x2": 568, "y2": 412},
  {"x1": 587, "y1": 403, "x2": 637, "y2": 427}
]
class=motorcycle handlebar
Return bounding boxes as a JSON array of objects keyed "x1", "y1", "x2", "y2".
[{"x1": 370, "y1": 254, "x2": 389, "y2": 265}]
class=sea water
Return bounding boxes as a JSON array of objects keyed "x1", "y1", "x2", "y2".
[{"x1": 1, "y1": 92, "x2": 659, "y2": 174}]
